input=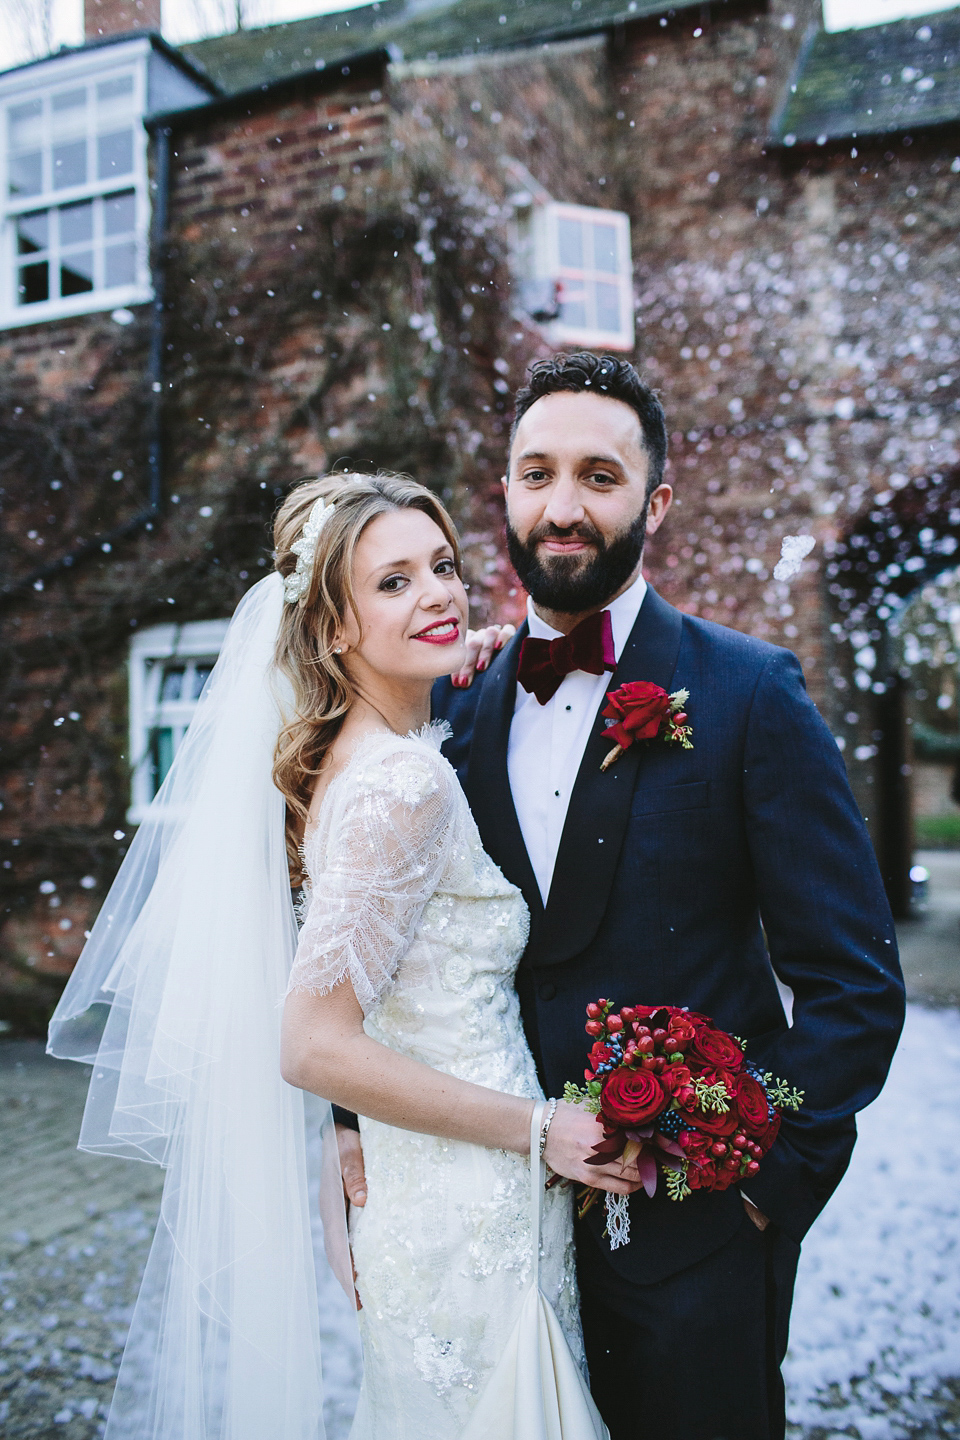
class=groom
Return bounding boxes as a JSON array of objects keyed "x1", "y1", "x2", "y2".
[{"x1": 340, "y1": 352, "x2": 904, "y2": 1438}]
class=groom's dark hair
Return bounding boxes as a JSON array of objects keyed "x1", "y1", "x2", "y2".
[{"x1": 510, "y1": 353, "x2": 668, "y2": 497}]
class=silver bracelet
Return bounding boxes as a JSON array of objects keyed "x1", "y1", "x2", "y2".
[{"x1": 538, "y1": 1098, "x2": 559, "y2": 1160}]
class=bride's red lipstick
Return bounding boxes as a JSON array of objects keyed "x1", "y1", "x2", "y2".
[{"x1": 412, "y1": 617, "x2": 461, "y2": 645}]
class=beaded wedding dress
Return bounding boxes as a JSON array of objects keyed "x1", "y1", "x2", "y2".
[{"x1": 288, "y1": 722, "x2": 605, "y2": 1440}]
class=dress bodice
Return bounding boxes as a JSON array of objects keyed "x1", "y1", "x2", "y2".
[{"x1": 289, "y1": 722, "x2": 533, "y2": 1093}]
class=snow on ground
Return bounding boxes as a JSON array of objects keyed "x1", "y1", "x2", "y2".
[{"x1": 784, "y1": 1003, "x2": 960, "y2": 1437}]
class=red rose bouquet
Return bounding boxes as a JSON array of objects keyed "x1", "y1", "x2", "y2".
[{"x1": 564, "y1": 1000, "x2": 803, "y2": 1248}]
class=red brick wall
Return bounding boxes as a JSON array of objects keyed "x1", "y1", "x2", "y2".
[
  {"x1": 5, "y1": 8, "x2": 960, "y2": 1016},
  {"x1": 609, "y1": 5, "x2": 960, "y2": 833}
]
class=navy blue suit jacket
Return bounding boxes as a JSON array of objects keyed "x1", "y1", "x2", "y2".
[{"x1": 433, "y1": 585, "x2": 905, "y2": 1286}]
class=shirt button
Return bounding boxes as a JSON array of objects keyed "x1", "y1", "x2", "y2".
[
  {"x1": 565, "y1": 705, "x2": 572, "y2": 712},
  {"x1": 554, "y1": 790, "x2": 560, "y2": 797},
  {"x1": 539, "y1": 982, "x2": 557, "y2": 1001}
]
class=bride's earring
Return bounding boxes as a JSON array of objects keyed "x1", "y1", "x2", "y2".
[{"x1": 334, "y1": 645, "x2": 343, "y2": 655}]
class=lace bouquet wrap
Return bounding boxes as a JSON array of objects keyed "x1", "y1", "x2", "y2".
[{"x1": 564, "y1": 1000, "x2": 803, "y2": 1249}]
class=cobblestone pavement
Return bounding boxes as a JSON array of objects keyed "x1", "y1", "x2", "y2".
[
  {"x1": 2, "y1": 862, "x2": 958, "y2": 1439},
  {"x1": 0, "y1": 1043, "x2": 163, "y2": 1440}
]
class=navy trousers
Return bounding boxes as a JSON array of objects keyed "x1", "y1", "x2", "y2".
[{"x1": 577, "y1": 1212, "x2": 800, "y2": 1440}]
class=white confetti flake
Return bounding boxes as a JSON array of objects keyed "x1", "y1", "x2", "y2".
[{"x1": 773, "y1": 535, "x2": 816, "y2": 582}]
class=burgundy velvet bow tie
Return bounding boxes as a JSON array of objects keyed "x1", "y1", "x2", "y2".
[{"x1": 516, "y1": 610, "x2": 616, "y2": 705}]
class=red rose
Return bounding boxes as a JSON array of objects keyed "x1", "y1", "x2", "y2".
[
  {"x1": 677, "y1": 1129, "x2": 709, "y2": 1156},
  {"x1": 586, "y1": 1041, "x2": 615, "y2": 1076},
  {"x1": 687, "y1": 1026, "x2": 745, "y2": 1073},
  {"x1": 632, "y1": 1005, "x2": 668, "y2": 1022},
  {"x1": 687, "y1": 1158, "x2": 718, "y2": 1190},
  {"x1": 711, "y1": 1167, "x2": 737, "y2": 1192},
  {"x1": 683, "y1": 1105, "x2": 738, "y2": 1137},
  {"x1": 730, "y1": 1074, "x2": 771, "y2": 1137},
  {"x1": 667, "y1": 1014, "x2": 697, "y2": 1047},
  {"x1": 660, "y1": 1064, "x2": 692, "y2": 1097},
  {"x1": 602, "y1": 682, "x2": 672, "y2": 750},
  {"x1": 600, "y1": 1068, "x2": 668, "y2": 1128}
]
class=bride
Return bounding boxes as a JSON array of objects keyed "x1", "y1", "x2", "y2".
[{"x1": 49, "y1": 471, "x2": 632, "y2": 1440}]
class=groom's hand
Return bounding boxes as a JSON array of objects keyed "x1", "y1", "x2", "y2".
[
  {"x1": 543, "y1": 1102, "x2": 643, "y2": 1194},
  {"x1": 451, "y1": 625, "x2": 516, "y2": 688},
  {"x1": 336, "y1": 1122, "x2": 368, "y2": 1208}
]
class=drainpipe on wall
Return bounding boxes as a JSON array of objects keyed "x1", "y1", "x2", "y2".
[{"x1": 0, "y1": 126, "x2": 170, "y2": 606}]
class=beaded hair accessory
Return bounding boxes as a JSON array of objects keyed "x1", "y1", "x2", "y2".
[{"x1": 283, "y1": 497, "x2": 335, "y2": 605}]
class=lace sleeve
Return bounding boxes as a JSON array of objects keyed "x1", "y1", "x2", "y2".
[{"x1": 287, "y1": 741, "x2": 456, "y2": 1013}]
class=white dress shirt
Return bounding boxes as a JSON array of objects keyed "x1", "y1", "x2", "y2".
[{"x1": 507, "y1": 572, "x2": 648, "y2": 905}]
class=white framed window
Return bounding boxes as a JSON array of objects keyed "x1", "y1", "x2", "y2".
[
  {"x1": 128, "y1": 620, "x2": 230, "y2": 823},
  {"x1": 512, "y1": 200, "x2": 634, "y2": 352},
  {"x1": 0, "y1": 42, "x2": 153, "y2": 329}
]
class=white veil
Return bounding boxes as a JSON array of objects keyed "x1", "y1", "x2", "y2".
[{"x1": 48, "y1": 572, "x2": 357, "y2": 1440}]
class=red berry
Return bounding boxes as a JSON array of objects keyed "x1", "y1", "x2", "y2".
[
  {"x1": 674, "y1": 712, "x2": 688, "y2": 725},
  {"x1": 585, "y1": 1020, "x2": 603, "y2": 1037},
  {"x1": 637, "y1": 1036, "x2": 655, "y2": 1054},
  {"x1": 732, "y1": 1148, "x2": 743, "y2": 1160},
  {"x1": 746, "y1": 1160, "x2": 760, "y2": 1175},
  {"x1": 733, "y1": 1133, "x2": 747, "y2": 1150},
  {"x1": 606, "y1": 1015, "x2": 623, "y2": 1033},
  {"x1": 635, "y1": 1024, "x2": 651, "y2": 1038},
  {"x1": 620, "y1": 1007, "x2": 636, "y2": 1023},
  {"x1": 652, "y1": 1028, "x2": 668, "y2": 1044},
  {"x1": 641, "y1": 1056, "x2": 657, "y2": 1070},
  {"x1": 653, "y1": 1056, "x2": 666, "y2": 1073},
  {"x1": 597, "y1": 998, "x2": 608, "y2": 1007},
  {"x1": 664, "y1": 1036, "x2": 679, "y2": 1052},
  {"x1": 586, "y1": 1002, "x2": 602, "y2": 1020},
  {"x1": 710, "y1": 1141, "x2": 727, "y2": 1158}
]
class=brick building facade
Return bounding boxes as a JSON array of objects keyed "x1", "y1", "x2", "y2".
[{"x1": 2, "y1": 0, "x2": 960, "y2": 1026}]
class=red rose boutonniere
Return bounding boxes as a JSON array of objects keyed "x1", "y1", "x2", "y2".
[{"x1": 600, "y1": 681, "x2": 693, "y2": 772}]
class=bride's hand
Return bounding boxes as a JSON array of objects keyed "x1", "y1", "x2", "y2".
[
  {"x1": 451, "y1": 624, "x2": 516, "y2": 688},
  {"x1": 542, "y1": 1101, "x2": 642, "y2": 1194}
]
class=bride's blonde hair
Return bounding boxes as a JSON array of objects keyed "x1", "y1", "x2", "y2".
[{"x1": 273, "y1": 471, "x2": 462, "y2": 884}]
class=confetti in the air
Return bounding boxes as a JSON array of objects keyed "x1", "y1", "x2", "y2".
[{"x1": 773, "y1": 534, "x2": 816, "y2": 582}]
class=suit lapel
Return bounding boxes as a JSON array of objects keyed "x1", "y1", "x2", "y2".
[
  {"x1": 537, "y1": 586, "x2": 684, "y2": 966},
  {"x1": 462, "y1": 623, "x2": 545, "y2": 931}
]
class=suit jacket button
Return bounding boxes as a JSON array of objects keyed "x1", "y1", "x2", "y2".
[{"x1": 539, "y1": 982, "x2": 557, "y2": 1001}]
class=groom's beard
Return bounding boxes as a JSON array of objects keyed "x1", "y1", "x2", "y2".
[{"x1": 506, "y1": 510, "x2": 647, "y2": 615}]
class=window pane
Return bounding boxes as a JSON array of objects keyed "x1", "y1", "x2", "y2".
[
  {"x1": 97, "y1": 75, "x2": 134, "y2": 103},
  {"x1": 9, "y1": 151, "x2": 43, "y2": 198},
  {"x1": 149, "y1": 727, "x2": 175, "y2": 797},
  {"x1": 160, "y1": 668, "x2": 185, "y2": 702},
  {"x1": 9, "y1": 101, "x2": 45, "y2": 197},
  {"x1": 18, "y1": 261, "x2": 49, "y2": 305},
  {"x1": 9, "y1": 99, "x2": 42, "y2": 146},
  {"x1": 104, "y1": 188, "x2": 136, "y2": 235},
  {"x1": 59, "y1": 199, "x2": 93, "y2": 245},
  {"x1": 557, "y1": 216, "x2": 584, "y2": 270},
  {"x1": 191, "y1": 664, "x2": 214, "y2": 699},
  {"x1": 17, "y1": 210, "x2": 49, "y2": 254},
  {"x1": 594, "y1": 280, "x2": 621, "y2": 333},
  {"x1": 98, "y1": 128, "x2": 133, "y2": 180},
  {"x1": 61, "y1": 252, "x2": 95, "y2": 296},
  {"x1": 53, "y1": 139, "x2": 87, "y2": 189},
  {"x1": 105, "y1": 240, "x2": 136, "y2": 287},
  {"x1": 592, "y1": 223, "x2": 618, "y2": 274},
  {"x1": 51, "y1": 87, "x2": 86, "y2": 124},
  {"x1": 558, "y1": 280, "x2": 587, "y2": 329}
]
